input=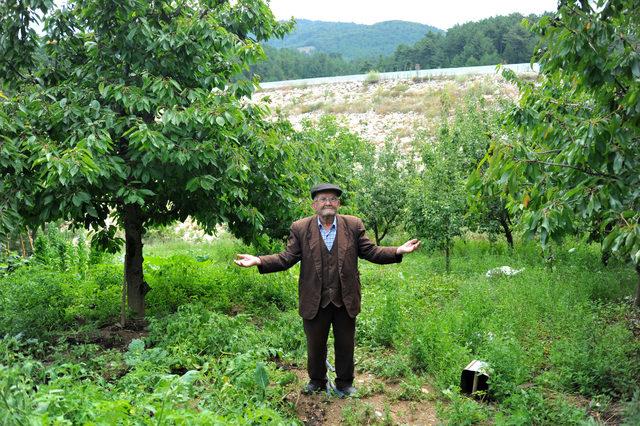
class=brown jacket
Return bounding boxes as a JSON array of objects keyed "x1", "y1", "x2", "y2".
[{"x1": 258, "y1": 214, "x2": 402, "y2": 319}]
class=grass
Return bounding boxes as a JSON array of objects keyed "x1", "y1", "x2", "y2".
[{"x1": 0, "y1": 233, "x2": 638, "y2": 424}]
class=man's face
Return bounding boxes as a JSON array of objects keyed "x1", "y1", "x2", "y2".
[{"x1": 312, "y1": 190, "x2": 341, "y2": 217}]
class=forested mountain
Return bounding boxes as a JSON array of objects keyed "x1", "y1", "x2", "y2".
[
  {"x1": 386, "y1": 13, "x2": 541, "y2": 70},
  {"x1": 266, "y1": 19, "x2": 442, "y2": 60},
  {"x1": 255, "y1": 14, "x2": 542, "y2": 82},
  {"x1": 255, "y1": 45, "x2": 357, "y2": 82}
]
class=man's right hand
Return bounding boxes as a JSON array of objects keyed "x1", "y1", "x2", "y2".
[{"x1": 234, "y1": 254, "x2": 261, "y2": 267}]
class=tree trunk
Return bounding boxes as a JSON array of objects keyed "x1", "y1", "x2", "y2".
[
  {"x1": 444, "y1": 244, "x2": 451, "y2": 274},
  {"x1": 499, "y1": 210, "x2": 514, "y2": 249},
  {"x1": 27, "y1": 228, "x2": 35, "y2": 253},
  {"x1": 635, "y1": 263, "x2": 640, "y2": 308},
  {"x1": 20, "y1": 235, "x2": 26, "y2": 257},
  {"x1": 121, "y1": 275, "x2": 127, "y2": 327},
  {"x1": 373, "y1": 224, "x2": 380, "y2": 246},
  {"x1": 123, "y1": 203, "x2": 148, "y2": 319}
]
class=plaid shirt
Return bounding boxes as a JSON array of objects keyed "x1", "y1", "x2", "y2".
[{"x1": 318, "y1": 217, "x2": 337, "y2": 251}]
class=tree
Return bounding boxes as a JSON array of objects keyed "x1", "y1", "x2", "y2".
[
  {"x1": 502, "y1": 25, "x2": 537, "y2": 63},
  {"x1": 354, "y1": 140, "x2": 411, "y2": 245},
  {"x1": 0, "y1": 0, "x2": 300, "y2": 319},
  {"x1": 484, "y1": 0, "x2": 640, "y2": 305},
  {"x1": 408, "y1": 101, "x2": 468, "y2": 273},
  {"x1": 295, "y1": 115, "x2": 370, "y2": 208},
  {"x1": 295, "y1": 115, "x2": 412, "y2": 244},
  {"x1": 465, "y1": 98, "x2": 517, "y2": 248}
]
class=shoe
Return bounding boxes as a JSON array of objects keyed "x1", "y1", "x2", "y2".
[
  {"x1": 302, "y1": 382, "x2": 329, "y2": 395},
  {"x1": 332, "y1": 385, "x2": 358, "y2": 398}
]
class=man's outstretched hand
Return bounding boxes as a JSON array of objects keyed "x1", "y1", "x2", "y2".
[
  {"x1": 396, "y1": 239, "x2": 421, "y2": 255},
  {"x1": 234, "y1": 254, "x2": 261, "y2": 267}
]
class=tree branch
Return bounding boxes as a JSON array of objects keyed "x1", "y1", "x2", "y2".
[{"x1": 519, "y1": 158, "x2": 620, "y2": 180}]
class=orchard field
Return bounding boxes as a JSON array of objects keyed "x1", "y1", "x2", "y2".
[
  {"x1": 1, "y1": 0, "x2": 640, "y2": 424},
  {"x1": 1, "y1": 227, "x2": 639, "y2": 424}
]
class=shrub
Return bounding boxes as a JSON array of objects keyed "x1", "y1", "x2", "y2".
[
  {"x1": 364, "y1": 70, "x2": 381, "y2": 85},
  {"x1": 146, "y1": 304, "x2": 262, "y2": 368},
  {"x1": 622, "y1": 391, "x2": 640, "y2": 426},
  {"x1": 438, "y1": 390, "x2": 489, "y2": 426},
  {"x1": 260, "y1": 310, "x2": 306, "y2": 356},
  {"x1": 145, "y1": 256, "x2": 235, "y2": 316},
  {"x1": 371, "y1": 285, "x2": 401, "y2": 348},
  {"x1": 496, "y1": 388, "x2": 587, "y2": 425},
  {"x1": 0, "y1": 267, "x2": 75, "y2": 338},
  {"x1": 407, "y1": 314, "x2": 470, "y2": 387},
  {"x1": 549, "y1": 322, "x2": 640, "y2": 398}
]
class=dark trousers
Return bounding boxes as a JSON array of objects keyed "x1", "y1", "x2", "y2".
[{"x1": 303, "y1": 304, "x2": 356, "y2": 390}]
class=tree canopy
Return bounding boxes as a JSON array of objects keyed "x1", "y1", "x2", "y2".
[
  {"x1": 0, "y1": 0, "x2": 300, "y2": 317},
  {"x1": 481, "y1": 0, "x2": 640, "y2": 304}
]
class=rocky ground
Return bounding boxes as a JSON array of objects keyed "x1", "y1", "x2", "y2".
[
  {"x1": 256, "y1": 74, "x2": 521, "y2": 147},
  {"x1": 285, "y1": 367, "x2": 439, "y2": 425}
]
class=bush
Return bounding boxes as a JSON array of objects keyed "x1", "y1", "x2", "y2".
[
  {"x1": 370, "y1": 284, "x2": 401, "y2": 348},
  {"x1": 364, "y1": 70, "x2": 381, "y2": 85},
  {"x1": 496, "y1": 388, "x2": 587, "y2": 424},
  {"x1": 407, "y1": 314, "x2": 471, "y2": 387},
  {"x1": 260, "y1": 309, "x2": 306, "y2": 356},
  {"x1": 622, "y1": 391, "x2": 640, "y2": 426},
  {"x1": 145, "y1": 256, "x2": 235, "y2": 316},
  {"x1": 438, "y1": 390, "x2": 489, "y2": 426},
  {"x1": 145, "y1": 303, "x2": 262, "y2": 369},
  {"x1": 0, "y1": 267, "x2": 75, "y2": 338},
  {"x1": 32, "y1": 225, "x2": 89, "y2": 272},
  {"x1": 549, "y1": 321, "x2": 640, "y2": 398},
  {"x1": 69, "y1": 264, "x2": 122, "y2": 325}
]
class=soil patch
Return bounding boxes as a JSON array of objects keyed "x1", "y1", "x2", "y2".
[
  {"x1": 66, "y1": 324, "x2": 147, "y2": 351},
  {"x1": 285, "y1": 367, "x2": 439, "y2": 425},
  {"x1": 96, "y1": 324, "x2": 147, "y2": 350}
]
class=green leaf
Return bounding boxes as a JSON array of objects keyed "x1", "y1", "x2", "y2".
[
  {"x1": 613, "y1": 153, "x2": 623, "y2": 174},
  {"x1": 98, "y1": 82, "x2": 107, "y2": 98},
  {"x1": 180, "y1": 370, "x2": 199, "y2": 385},
  {"x1": 624, "y1": 231, "x2": 636, "y2": 251},
  {"x1": 254, "y1": 362, "x2": 269, "y2": 391},
  {"x1": 215, "y1": 116, "x2": 225, "y2": 126},
  {"x1": 138, "y1": 188, "x2": 155, "y2": 197},
  {"x1": 632, "y1": 60, "x2": 640, "y2": 78},
  {"x1": 72, "y1": 193, "x2": 82, "y2": 207}
]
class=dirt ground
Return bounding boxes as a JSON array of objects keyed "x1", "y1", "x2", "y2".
[
  {"x1": 68, "y1": 323, "x2": 148, "y2": 350},
  {"x1": 284, "y1": 368, "x2": 439, "y2": 425},
  {"x1": 90, "y1": 326, "x2": 440, "y2": 424}
]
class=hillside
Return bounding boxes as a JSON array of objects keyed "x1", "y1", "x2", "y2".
[
  {"x1": 266, "y1": 19, "x2": 442, "y2": 60},
  {"x1": 255, "y1": 14, "x2": 539, "y2": 82},
  {"x1": 258, "y1": 74, "x2": 519, "y2": 146}
]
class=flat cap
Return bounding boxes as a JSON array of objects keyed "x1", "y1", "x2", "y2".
[{"x1": 310, "y1": 183, "x2": 343, "y2": 199}]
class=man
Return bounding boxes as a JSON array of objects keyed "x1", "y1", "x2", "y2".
[{"x1": 234, "y1": 183, "x2": 420, "y2": 397}]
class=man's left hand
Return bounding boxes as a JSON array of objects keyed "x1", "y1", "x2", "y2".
[{"x1": 396, "y1": 239, "x2": 421, "y2": 255}]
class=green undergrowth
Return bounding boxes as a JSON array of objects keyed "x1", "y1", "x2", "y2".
[
  {"x1": 357, "y1": 237, "x2": 639, "y2": 424},
  {"x1": 0, "y1": 235, "x2": 638, "y2": 424}
]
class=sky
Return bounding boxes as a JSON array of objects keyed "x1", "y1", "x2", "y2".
[{"x1": 268, "y1": 0, "x2": 559, "y2": 30}]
